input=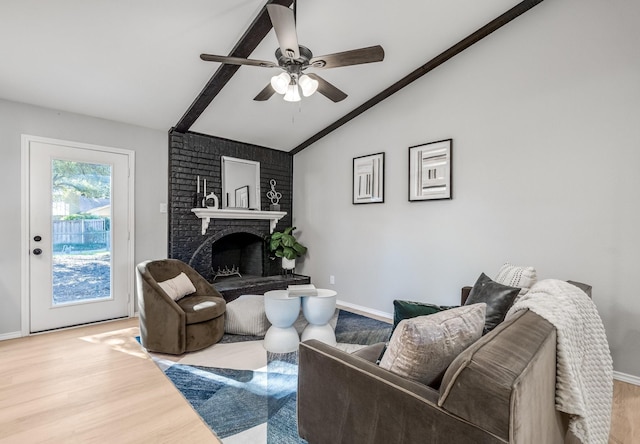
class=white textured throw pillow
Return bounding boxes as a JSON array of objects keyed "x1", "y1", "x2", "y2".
[
  {"x1": 157, "y1": 272, "x2": 196, "y2": 301},
  {"x1": 494, "y1": 263, "x2": 537, "y2": 300},
  {"x1": 379, "y1": 303, "x2": 486, "y2": 386},
  {"x1": 224, "y1": 294, "x2": 270, "y2": 336}
]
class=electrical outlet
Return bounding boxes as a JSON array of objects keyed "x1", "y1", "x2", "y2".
[
  {"x1": 159, "y1": 203, "x2": 167, "y2": 213},
  {"x1": 330, "y1": 275, "x2": 335, "y2": 285}
]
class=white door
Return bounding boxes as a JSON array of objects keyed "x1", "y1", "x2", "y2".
[{"x1": 25, "y1": 136, "x2": 133, "y2": 333}]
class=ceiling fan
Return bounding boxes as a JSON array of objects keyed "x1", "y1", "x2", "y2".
[{"x1": 200, "y1": 2, "x2": 384, "y2": 103}]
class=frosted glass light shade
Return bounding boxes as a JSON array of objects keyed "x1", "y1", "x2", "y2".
[
  {"x1": 270, "y1": 72, "x2": 291, "y2": 95},
  {"x1": 283, "y1": 84, "x2": 301, "y2": 102},
  {"x1": 298, "y1": 74, "x2": 319, "y2": 97}
]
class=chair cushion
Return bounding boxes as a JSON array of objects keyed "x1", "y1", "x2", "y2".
[
  {"x1": 379, "y1": 303, "x2": 486, "y2": 387},
  {"x1": 157, "y1": 272, "x2": 196, "y2": 301},
  {"x1": 224, "y1": 295, "x2": 270, "y2": 336},
  {"x1": 177, "y1": 295, "x2": 226, "y2": 324},
  {"x1": 465, "y1": 273, "x2": 520, "y2": 334}
]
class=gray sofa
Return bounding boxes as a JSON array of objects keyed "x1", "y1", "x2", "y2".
[{"x1": 297, "y1": 290, "x2": 585, "y2": 443}]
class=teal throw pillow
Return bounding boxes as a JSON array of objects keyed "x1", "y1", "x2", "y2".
[{"x1": 393, "y1": 300, "x2": 458, "y2": 332}]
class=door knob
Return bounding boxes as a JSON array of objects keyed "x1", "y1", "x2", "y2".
[
  {"x1": 33, "y1": 248, "x2": 42, "y2": 255},
  {"x1": 34, "y1": 235, "x2": 42, "y2": 242}
]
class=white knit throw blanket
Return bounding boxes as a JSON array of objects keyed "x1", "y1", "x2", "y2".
[{"x1": 506, "y1": 279, "x2": 613, "y2": 444}]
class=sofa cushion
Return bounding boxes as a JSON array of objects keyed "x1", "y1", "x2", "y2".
[
  {"x1": 157, "y1": 272, "x2": 196, "y2": 301},
  {"x1": 465, "y1": 273, "x2": 520, "y2": 334},
  {"x1": 378, "y1": 303, "x2": 486, "y2": 387},
  {"x1": 224, "y1": 294, "x2": 270, "y2": 336},
  {"x1": 351, "y1": 342, "x2": 387, "y2": 363},
  {"x1": 494, "y1": 263, "x2": 537, "y2": 302}
]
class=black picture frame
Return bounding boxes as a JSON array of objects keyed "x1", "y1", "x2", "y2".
[
  {"x1": 235, "y1": 185, "x2": 249, "y2": 208},
  {"x1": 353, "y1": 152, "x2": 385, "y2": 205},
  {"x1": 408, "y1": 139, "x2": 452, "y2": 201}
]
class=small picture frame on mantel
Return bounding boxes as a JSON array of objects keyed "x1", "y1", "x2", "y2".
[
  {"x1": 235, "y1": 185, "x2": 249, "y2": 209},
  {"x1": 353, "y1": 152, "x2": 385, "y2": 204},
  {"x1": 408, "y1": 139, "x2": 452, "y2": 201}
]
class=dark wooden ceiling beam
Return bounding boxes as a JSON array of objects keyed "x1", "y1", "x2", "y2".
[
  {"x1": 174, "y1": 0, "x2": 294, "y2": 133},
  {"x1": 290, "y1": 0, "x2": 544, "y2": 155}
]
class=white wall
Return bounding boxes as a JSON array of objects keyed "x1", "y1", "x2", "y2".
[
  {"x1": 293, "y1": 0, "x2": 640, "y2": 377},
  {"x1": 0, "y1": 99, "x2": 168, "y2": 335}
]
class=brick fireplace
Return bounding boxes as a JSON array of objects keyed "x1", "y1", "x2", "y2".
[{"x1": 168, "y1": 130, "x2": 309, "y2": 301}]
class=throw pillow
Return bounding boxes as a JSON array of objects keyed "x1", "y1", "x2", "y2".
[
  {"x1": 374, "y1": 300, "x2": 458, "y2": 365},
  {"x1": 157, "y1": 272, "x2": 196, "y2": 301},
  {"x1": 378, "y1": 303, "x2": 486, "y2": 387},
  {"x1": 465, "y1": 273, "x2": 520, "y2": 334},
  {"x1": 494, "y1": 263, "x2": 537, "y2": 302},
  {"x1": 392, "y1": 300, "x2": 458, "y2": 333},
  {"x1": 224, "y1": 294, "x2": 270, "y2": 336}
]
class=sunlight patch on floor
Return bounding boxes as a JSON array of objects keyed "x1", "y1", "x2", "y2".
[{"x1": 80, "y1": 326, "x2": 149, "y2": 359}]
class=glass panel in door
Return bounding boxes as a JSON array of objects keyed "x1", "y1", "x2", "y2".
[{"x1": 51, "y1": 160, "x2": 112, "y2": 305}]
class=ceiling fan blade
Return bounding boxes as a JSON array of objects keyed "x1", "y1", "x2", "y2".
[
  {"x1": 309, "y1": 45, "x2": 385, "y2": 69},
  {"x1": 200, "y1": 54, "x2": 277, "y2": 68},
  {"x1": 266, "y1": 4, "x2": 300, "y2": 59},
  {"x1": 307, "y1": 74, "x2": 347, "y2": 102},
  {"x1": 254, "y1": 83, "x2": 277, "y2": 101}
]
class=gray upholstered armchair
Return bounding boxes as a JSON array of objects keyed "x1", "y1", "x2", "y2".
[{"x1": 136, "y1": 259, "x2": 226, "y2": 354}]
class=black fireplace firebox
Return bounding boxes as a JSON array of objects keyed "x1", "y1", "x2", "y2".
[
  {"x1": 208, "y1": 230, "x2": 310, "y2": 302},
  {"x1": 211, "y1": 232, "x2": 264, "y2": 280}
]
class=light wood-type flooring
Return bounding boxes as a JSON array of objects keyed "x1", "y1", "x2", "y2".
[
  {"x1": 1, "y1": 317, "x2": 638, "y2": 443},
  {"x1": 0, "y1": 318, "x2": 219, "y2": 444}
]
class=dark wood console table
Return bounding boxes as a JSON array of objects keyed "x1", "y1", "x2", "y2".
[{"x1": 213, "y1": 274, "x2": 311, "y2": 302}]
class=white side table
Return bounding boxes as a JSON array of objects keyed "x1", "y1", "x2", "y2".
[
  {"x1": 301, "y1": 289, "x2": 338, "y2": 346},
  {"x1": 263, "y1": 290, "x2": 301, "y2": 353}
]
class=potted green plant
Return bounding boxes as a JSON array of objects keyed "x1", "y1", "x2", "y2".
[{"x1": 268, "y1": 226, "x2": 307, "y2": 270}]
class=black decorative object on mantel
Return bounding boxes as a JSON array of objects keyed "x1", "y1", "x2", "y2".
[
  {"x1": 193, "y1": 192, "x2": 203, "y2": 208},
  {"x1": 193, "y1": 175, "x2": 204, "y2": 208}
]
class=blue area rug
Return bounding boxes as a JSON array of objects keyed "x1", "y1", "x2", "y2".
[{"x1": 161, "y1": 310, "x2": 391, "y2": 443}]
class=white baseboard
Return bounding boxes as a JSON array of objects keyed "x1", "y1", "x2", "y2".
[
  {"x1": 0, "y1": 331, "x2": 23, "y2": 341},
  {"x1": 613, "y1": 371, "x2": 640, "y2": 386},
  {"x1": 337, "y1": 299, "x2": 392, "y2": 321}
]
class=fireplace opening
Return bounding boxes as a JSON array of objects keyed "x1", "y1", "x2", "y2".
[{"x1": 211, "y1": 232, "x2": 264, "y2": 280}]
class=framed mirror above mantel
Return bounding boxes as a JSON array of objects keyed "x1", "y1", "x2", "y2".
[{"x1": 221, "y1": 156, "x2": 260, "y2": 210}]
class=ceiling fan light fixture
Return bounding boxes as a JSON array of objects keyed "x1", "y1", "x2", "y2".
[
  {"x1": 271, "y1": 72, "x2": 291, "y2": 95},
  {"x1": 298, "y1": 74, "x2": 319, "y2": 97},
  {"x1": 283, "y1": 83, "x2": 301, "y2": 102}
]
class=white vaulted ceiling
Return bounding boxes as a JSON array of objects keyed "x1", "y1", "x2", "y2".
[{"x1": 0, "y1": 0, "x2": 521, "y2": 151}]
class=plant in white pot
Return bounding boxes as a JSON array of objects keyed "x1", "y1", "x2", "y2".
[{"x1": 268, "y1": 226, "x2": 307, "y2": 270}]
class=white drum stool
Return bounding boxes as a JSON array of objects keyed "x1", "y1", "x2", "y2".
[
  {"x1": 263, "y1": 290, "x2": 301, "y2": 353},
  {"x1": 301, "y1": 289, "x2": 338, "y2": 346}
]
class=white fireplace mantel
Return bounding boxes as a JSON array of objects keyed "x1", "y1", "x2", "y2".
[{"x1": 191, "y1": 208, "x2": 287, "y2": 235}]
